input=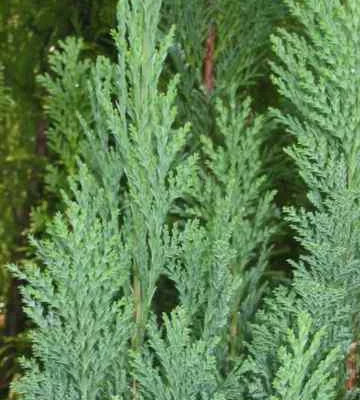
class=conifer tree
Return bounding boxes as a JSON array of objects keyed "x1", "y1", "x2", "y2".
[
  {"x1": 130, "y1": 1, "x2": 280, "y2": 396},
  {"x1": 9, "y1": 0, "x2": 198, "y2": 398},
  {"x1": 0, "y1": 2, "x2": 121, "y2": 394},
  {"x1": 6, "y1": 0, "x2": 323, "y2": 398},
  {"x1": 6, "y1": 0, "x2": 360, "y2": 398},
  {"x1": 161, "y1": 0, "x2": 284, "y2": 137},
  {"x1": 37, "y1": 38, "x2": 92, "y2": 198},
  {"x1": 8, "y1": 0, "x2": 283, "y2": 398},
  {"x1": 271, "y1": 312, "x2": 340, "y2": 400},
  {"x1": 161, "y1": 0, "x2": 280, "y2": 359},
  {"x1": 245, "y1": 0, "x2": 360, "y2": 397},
  {"x1": 29, "y1": 38, "x2": 93, "y2": 233}
]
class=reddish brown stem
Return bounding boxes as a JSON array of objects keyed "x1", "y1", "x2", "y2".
[
  {"x1": 346, "y1": 341, "x2": 358, "y2": 391},
  {"x1": 203, "y1": 24, "x2": 216, "y2": 95}
]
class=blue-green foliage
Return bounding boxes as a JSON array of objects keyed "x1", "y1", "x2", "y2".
[
  {"x1": 133, "y1": 308, "x2": 223, "y2": 400},
  {"x1": 243, "y1": 287, "x2": 298, "y2": 398},
  {"x1": 9, "y1": 0, "x2": 281, "y2": 398},
  {"x1": 271, "y1": 312, "x2": 340, "y2": 400},
  {"x1": 135, "y1": 89, "x2": 276, "y2": 399},
  {"x1": 37, "y1": 38, "x2": 92, "y2": 194},
  {"x1": 213, "y1": 0, "x2": 284, "y2": 92},
  {"x1": 30, "y1": 38, "x2": 93, "y2": 234},
  {"x1": 162, "y1": 0, "x2": 278, "y2": 368},
  {"x1": 163, "y1": 0, "x2": 283, "y2": 92},
  {"x1": 9, "y1": 165, "x2": 133, "y2": 399},
  {"x1": 201, "y1": 95, "x2": 275, "y2": 347},
  {"x1": 271, "y1": 0, "x2": 360, "y2": 352},
  {"x1": 246, "y1": 0, "x2": 360, "y2": 398},
  {"x1": 9, "y1": 0, "x2": 199, "y2": 398},
  {"x1": 104, "y1": 0, "x2": 199, "y2": 350},
  {"x1": 160, "y1": 0, "x2": 210, "y2": 140}
]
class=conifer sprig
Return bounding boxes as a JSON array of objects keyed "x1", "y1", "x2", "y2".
[
  {"x1": 37, "y1": 38, "x2": 92, "y2": 195},
  {"x1": 246, "y1": 0, "x2": 360, "y2": 397},
  {"x1": 8, "y1": 0, "x2": 283, "y2": 398},
  {"x1": 103, "y1": 0, "x2": 199, "y2": 351},
  {"x1": 9, "y1": 166, "x2": 133, "y2": 400},
  {"x1": 9, "y1": 0, "x2": 200, "y2": 398},
  {"x1": 271, "y1": 0, "x2": 360, "y2": 353},
  {"x1": 200, "y1": 94, "x2": 276, "y2": 358},
  {"x1": 271, "y1": 312, "x2": 340, "y2": 400}
]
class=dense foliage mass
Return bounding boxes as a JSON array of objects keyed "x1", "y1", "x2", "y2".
[{"x1": 1, "y1": 0, "x2": 359, "y2": 399}]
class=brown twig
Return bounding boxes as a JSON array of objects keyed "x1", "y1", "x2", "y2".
[
  {"x1": 0, "y1": 313, "x2": 4, "y2": 330},
  {"x1": 203, "y1": 23, "x2": 216, "y2": 95},
  {"x1": 346, "y1": 341, "x2": 358, "y2": 391}
]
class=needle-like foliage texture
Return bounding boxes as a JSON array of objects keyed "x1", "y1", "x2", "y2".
[
  {"x1": 200, "y1": 95, "x2": 276, "y2": 358},
  {"x1": 161, "y1": 0, "x2": 278, "y2": 369},
  {"x1": 134, "y1": 86, "x2": 276, "y2": 400},
  {"x1": 212, "y1": 0, "x2": 284, "y2": 92},
  {"x1": 272, "y1": 0, "x2": 360, "y2": 353},
  {"x1": 6, "y1": 0, "x2": 287, "y2": 398},
  {"x1": 133, "y1": 308, "x2": 223, "y2": 400},
  {"x1": 271, "y1": 312, "x2": 340, "y2": 400},
  {"x1": 37, "y1": 38, "x2": 92, "y2": 196},
  {"x1": 245, "y1": 0, "x2": 360, "y2": 398},
  {"x1": 9, "y1": 0, "x2": 200, "y2": 398},
  {"x1": 9, "y1": 166, "x2": 133, "y2": 400},
  {"x1": 102, "y1": 0, "x2": 199, "y2": 353}
]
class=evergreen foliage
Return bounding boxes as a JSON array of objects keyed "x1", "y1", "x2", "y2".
[
  {"x1": 275, "y1": 0, "x2": 360, "y2": 380},
  {"x1": 106, "y1": 0, "x2": 199, "y2": 352},
  {"x1": 30, "y1": 38, "x2": 93, "y2": 233},
  {"x1": 163, "y1": 0, "x2": 283, "y2": 92},
  {"x1": 245, "y1": 0, "x2": 360, "y2": 398},
  {"x1": 4, "y1": 0, "x2": 360, "y2": 398},
  {"x1": 8, "y1": 0, "x2": 278, "y2": 398},
  {"x1": 0, "y1": 1, "x2": 118, "y2": 395},
  {"x1": 9, "y1": 167, "x2": 133, "y2": 399},
  {"x1": 132, "y1": 308, "x2": 223, "y2": 400},
  {"x1": 271, "y1": 312, "x2": 340, "y2": 400},
  {"x1": 199, "y1": 95, "x2": 276, "y2": 359},
  {"x1": 37, "y1": 38, "x2": 92, "y2": 197},
  {"x1": 10, "y1": 0, "x2": 199, "y2": 397},
  {"x1": 162, "y1": 0, "x2": 279, "y2": 363},
  {"x1": 212, "y1": 0, "x2": 284, "y2": 92},
  {"x1": 161, "y1": 0, "x2": 283, "y2": 144}
]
